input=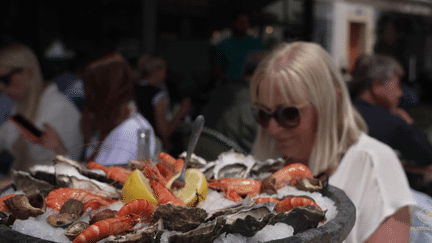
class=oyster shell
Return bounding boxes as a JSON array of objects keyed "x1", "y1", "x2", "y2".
[
  {"x1": 47, "y1": 199, "x2": 85, "y2": 227},
  {"x1": 222, "y1": 205, "x2": 276, "y2": 237},
  {"x1": 153, "y1": 204, "x2": 208, "y2": 232},
  {"x1": 212, "y1": 151, "x2": 256, "y2": 179},
  {"x1": 29, "y1": 165, "x2": 57, "y2": 185},
  {"x1": 250, "y1": 157, "x2": 286, "y2": 179},
  {"x1": 89, "y1": 208, "x2": 117, "y2": 225},
  {"x1": 0, "y1": 211, "x2": 8, "y2": 225},
  {"x1": 53, "y1": 155, "x2": 87, "y2": 171},
  {"x1": 65, "y1": 221, "x2": 89, "y2": 241},
  {"x1": 11, "y1": 170, "x2": 57, "y2": 197},
  {"x1": 295, "y1": 172, "x2": 329, "y2": 195},
  {"x1": 200, "y1": 162, "x2": 216, "y2": 180},
  {"x1": 0, "y1": 212, "x2": 16, "y2": 226},
  {"x1": 178, "y1": 152, "x2": 208, "y2": 169},
  {"x1": 269, "y1": 205, "x2": 326, "y2": 234},
  {"x1": 55, "y1": 162, "x2": 121, "y2": 199},
  {"x1": 205, "y1": 197, "x2": 255, "y2": 221},
  {"x1": 168, "y1": 217, "x2": 226, "y2": 243},
  {"x1": 106, "y1": 222, "x2": 160, "y2": 243},
  {"x1": 54, "y1": 155, "x2": 123, "y2": 189},
  {"x1": 4, "y1": 194, "x2": 46, "y2": 220}
]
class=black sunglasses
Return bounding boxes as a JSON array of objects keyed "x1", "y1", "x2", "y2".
[
  {"x1": 0, "y1": 68, "x2": 23, "y2": 86},
  {"x1": 253, "y1": 103, "x2": 308, "y2": 129}
]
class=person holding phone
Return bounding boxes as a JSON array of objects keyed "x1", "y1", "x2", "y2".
[{"x1": 0, "y1": 43, "x2": 83, "y2": 172}]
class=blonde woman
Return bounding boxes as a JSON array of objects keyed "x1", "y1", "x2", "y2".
[
  {"x1": 0, "y1": 43, "x2": 83, "y2": 172},
  {"x1": 251, "y1": 42, "x2": 416, "y2": 242}
]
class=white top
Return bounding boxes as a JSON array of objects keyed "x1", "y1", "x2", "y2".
[
  {"x1": 86, "y1": 111, "x2": 156, "y2": 166},
  {"x1": 329, "y1": 133, "x2": 417, "y2": 243},
  {"x1": 0, "y1": 83, "x2": 83, "y2": 164}
]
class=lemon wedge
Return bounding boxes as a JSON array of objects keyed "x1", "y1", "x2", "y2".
[
  {"x1": 168, "y1": 169, "x2": 208, "y2": 207},
  {"x1": 122, "y1": 169, "x2": 158, "y2": 205}
]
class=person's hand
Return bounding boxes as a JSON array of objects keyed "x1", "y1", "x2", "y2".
[
  {"x1": 391, "y1": 107, "x2": 414, "y2": 125},
  {"x1": 38, "y1": 124, "x2": 68, "y2": 155}
]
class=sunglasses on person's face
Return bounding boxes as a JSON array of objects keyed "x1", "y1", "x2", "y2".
[
  {"x1": 0, "y1": 68, "x2": 23, "y2": 86},
  {"x1": 253, "y1": 103, "x2": 308, "y2": 129}
]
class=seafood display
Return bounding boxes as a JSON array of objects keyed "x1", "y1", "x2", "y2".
[{"x1": 0, "y1": 151, "x2": 339, "y2": 243}]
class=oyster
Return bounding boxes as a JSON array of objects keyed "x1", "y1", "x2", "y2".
[
  {"x1": 53, "y1": 155, "x2": 87, "y2": 172},
  {"x1": 106, "y1": 222, "x2": 160, "y2": 243},
  {"x1": 55, "y1": 162, "x2": 121, "y2": 199},
  {"x1": 178, "y1": 152, "x2": 208, "y2": 169},
  {"x1": 11, "y1": 170, "x2": 57, "y2": 197},
  {"x1": 167, "y1": 217, "x2": 226, "y2": 243},
  {"x1": 295, "y1": 172, "x2": 329, "y2": 195},
  {"x1": 205, "y1": 197, "x2": 255, "y2": 221},
  {"x1": 4, "y1": 194, "x2": 46, "y2": 220},
  {"x1": 212, "y1": 151, "x2": 256, "y2": 179},
  {"x1": 153, "y1": 204, "x2": 208, "y2": 232},
  {"x1": 29, "y1": 165, "x2": 57, "y2": 185},
  {"x1": 199, "y1": 151, "x2": 257, "y2": 180},
  {"x1": 222, "y1": 205, "x2": 276, "y2": 237},
  {"x1": 89, "y1": 208, "x2": 117, "y2": 225},
  {"x1": 250, "y1": 157, "x2": 286, "y2": 179},
  {"x1": 269, "y1": 205, "x2": 326, "y2": 234},
  {"x1": 65, "y1": 221, "x2": 89, "y2": 241},
  {"x1": 47, "y1": 199, "x2": 84, "y2": 227},
  {"x1": 54, "y1": 156, "x2": 123, "y2": 189},
  {"x1": 200, "y1": 162, "x2": 216, "y2": 180}
]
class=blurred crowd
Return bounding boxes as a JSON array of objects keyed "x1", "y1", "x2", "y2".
[{"x1": 3, "y1": 8, "x2": 432, "y2": 243}]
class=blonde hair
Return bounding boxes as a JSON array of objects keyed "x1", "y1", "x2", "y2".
[
  {"x1": 250, "y1": 42, "x2": 367, "y2": 175},
  {"x1": 0, "y1": 44, "x2": 45, "y2": 122},
  {"x1": 0, "y1": 44, "x2": 46, "y2": 171}
]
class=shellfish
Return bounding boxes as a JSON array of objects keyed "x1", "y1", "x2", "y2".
[
  {"x1": 47, "y1": 199, "x2": 85, "y2": 227},
  {"x1": 65, "y1": 221, "x2": 90, "y2": 241},
  {"x1": 3, "y1": 194, "x2": 46, "y2": 220}
]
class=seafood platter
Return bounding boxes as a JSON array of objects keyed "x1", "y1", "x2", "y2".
[{"x1": 0, "y1": 151, "x2": 356, "y2": 243}]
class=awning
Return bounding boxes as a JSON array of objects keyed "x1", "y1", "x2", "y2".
[{"x1": 318, "y1": 0, "x2": 432, "y2": 16}]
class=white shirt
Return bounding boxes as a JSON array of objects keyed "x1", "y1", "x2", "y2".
[
  {"x1": 0, "y1": 83, "x2": 83, "y2": 165},
  {"x1": 86, "y1": 111, "x2": 156, "y2": 166},
  {"x1": 329, "y1": 133, "x2": 417, "y2": 243}
]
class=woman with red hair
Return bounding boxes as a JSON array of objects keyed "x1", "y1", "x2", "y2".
[{"x1": 81, "y1": 53, "x2": 156, "y2": 165}]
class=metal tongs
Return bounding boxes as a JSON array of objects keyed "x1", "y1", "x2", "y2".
[{"x1": 169, "y1": 115, "x2": 205, "y2": 188}]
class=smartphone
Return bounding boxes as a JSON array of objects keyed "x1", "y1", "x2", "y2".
[{"x1": 11, "y1": 114, "x2": 43, "y2": 138}]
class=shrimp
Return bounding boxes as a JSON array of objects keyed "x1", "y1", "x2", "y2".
[
  {"x1": 87, "y1": 161, "x2": 132, "y2": 184},
  {"x1": 208, "y1": 178, "x2": 262, "y2": 202},
  {"x1": 261, "y1": 163, "x2": 313, "y2": 194},
  {"x1": 145, "y1": 167, "x2": 185, "y2": 206},
  {"x1": 73, "y1": 215, "x2": 139, "y2": 243},
  {"x1": 116, "y1": 199, "x2": 156, "y2": 223},
  {"x1": 254, "y1": 196, "x2": 322, "y2": 213},
  {"x1": 46, "y1": 188, "x2": 116, "y2": 212},
  {"x1": 274, "y1": 196, "x2": 322, "y2": 213},
  {"x1": 158, "y1": 152, "x2": 184, "y2": 175}
]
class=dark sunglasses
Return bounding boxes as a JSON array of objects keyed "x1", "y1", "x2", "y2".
[
  {"x1": 0, "y1": 68, "x2": 23, "y2": 86},
  {"x1": 253, "y1": 103, "x2": 308, "y2": 129}
]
